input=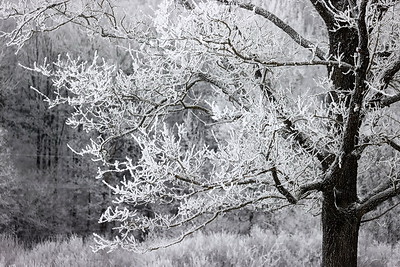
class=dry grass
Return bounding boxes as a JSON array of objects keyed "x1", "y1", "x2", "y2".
[{"x1": 0, "y1": 227, "x2": 399, "y2": 267}]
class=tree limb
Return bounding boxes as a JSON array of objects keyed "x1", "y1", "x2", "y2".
[
  {"x1": 357, "y1": 1, "x2": 369, "y2": 64},
  {"x1": 359, "y1": 179, "x2": 391, "y2": 205},
  {"x1": 281, "y1": 118, "x2": 331, "y2": 167},
  {"x1": 385, "y1": 138, "x2": 400, "y2": 152},
  {"x1": 379, "y1": 93, "x2": 400, "y2": 107},
  {"x1": 216, "y1": 0, "x2": 326, "y2": 60},
  {"x1": 295, "y1": 181, "x2": 324, "y2": 200},
  {"x1": 361, "y1": 201, "x2": 400, "y2": 223},
  {"x1": 357, "y1": 183, "x2": 400, "y2": 215},
  {"x1": 198, "y1": 70, "x2": 332, "y2": 166},
  {"x1": 227, "y1": 39, "x2": 352, "y2": 69},
  {"x1": 341, "y1": 0, "x2": 369, "y2": 154},
  {"x1": 271, "y1": 167, "x2": 297, "y2": 204},
  {"x1": 379, "y1": 56, "x2": 400, "y2": 89},
  {"x1": 308, "y1": 0, "x2": 335, "y2": 28},
  {"x1": 196, "y1": 72, "x2": 249, "y2": 110},
  {"x1": 148, "y1": 193, "x2": 284, "y2": 251},
  {"x1": 367, "y1": 56, "x2": 400, "y2": 108}
]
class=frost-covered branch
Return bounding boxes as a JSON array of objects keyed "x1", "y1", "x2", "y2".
[
  {"x1": 216, "y1": 0, "x2": 327, "y2": 60},
  {"x1": 0, "y1": 0, "x2": 148, "y2": 50}
]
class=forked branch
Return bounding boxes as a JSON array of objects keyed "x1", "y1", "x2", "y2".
[
  {"x1": 271, "y1": 168, "x2": 324, "y2": 204},
  {"x1": 296, "y1": 181, "x2": 324, "y2": 200}
]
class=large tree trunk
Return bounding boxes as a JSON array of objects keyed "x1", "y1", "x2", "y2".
[
  {"x1": 321, "y1": 154, "x2": 361, "y2": 266},
  {"x1": 322, "y1": 191, "x2": 361, "y2": 267},
  {"x1": 321, "y1": 10, "x2": 362, "y2": 264}
]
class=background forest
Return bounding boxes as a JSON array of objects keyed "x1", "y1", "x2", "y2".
[{"x1": 0, "y1": 0, "x2": 400, "y2": 266}]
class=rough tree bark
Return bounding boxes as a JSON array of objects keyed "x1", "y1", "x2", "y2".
[{"x1": 312, "y1": 0, "x2": 369, "y2": 266}]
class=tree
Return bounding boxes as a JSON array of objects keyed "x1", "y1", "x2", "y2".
[
  {"x1": 0, "y1": 127, "x2": 21, "y2": 235},
  {"x1": 1, "y1": 0, "x2": 400, "y2": 266},
  {"x1": 0, "y1": 19, "x2": 115, "y2": 241}
]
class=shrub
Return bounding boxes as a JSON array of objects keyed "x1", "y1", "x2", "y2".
[{"x1": 0, "y1": 235, "x2": 24, "y2": 266}]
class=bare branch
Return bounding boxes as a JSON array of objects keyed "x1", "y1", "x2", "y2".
[
  {"x1": 195, "y1": 71, "x2": 332, "y2": 165},
  {"x1": 172, "y1": 167, "x2": 275, "y2": 196},
  {"x1": 227, "y1": 39, "x2": 352, "y2": 69},
  {"x1": 147, "y1": 212, "x2": 220, "y2": 251},
  {"x1": 281, "y1": 118, "x2": 331, "y2": 167},
  {"x1": 179, "y1": 102, "x2": 213, "y2": 115},
  {"x1": 385, "y1": 138, "x2": 400, "y2": 152},
  {"x1": 216, "y1": 0, "x2": 327, "y2": 60},
  {"x1": 359, "y1": 179, "x2": 391, "y2": 205},
  {"x1": 100, "y1": 98, "x2": 168, "y2": 151},
  {"x1": 271, "y1": 167, "x2": 297, "y2": 204},
  {"x1": 379, "y1": 56, "x2": 400, "y2": 89},
  {"x1": 174, "y1": 174, "x2": 203, "y2": 187},
  {"x1": 379, "y1": 93, "x2": 400, "y2": 107},
  {"x1": 368, "y1": 56, "x2": 400, "y2": 107},
  {"x1": 357, "y1": 184, "x2": 400, "y2": 215},
  {"x1": 308, "y1": 0, "x2": 335, "y2": 27},
  {"x1": 296, "y1": 181, "x2": 324, "y2": 200},
  {"x1": 196, "y1": 72, "x2": 249, "y2": 110},
  {"x1": 147, "y1": 194, "x2": 283, "y2": 251},
  {"x1": 357, "y1": 0, "x2": 369, "y2": 63},
  {"x1": 263, "y1": 60, "x2": 353, "y2": 70},
  {"x1": 341, "y1": 0, "x2": 369, "y2": 154},
  {"x1": 361, "y1": 201, "x2": 400, "y2": 223}
]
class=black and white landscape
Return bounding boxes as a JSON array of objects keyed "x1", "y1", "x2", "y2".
[{"x1": 1, "y1": 0, "x2": 400, "y2": 266}]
